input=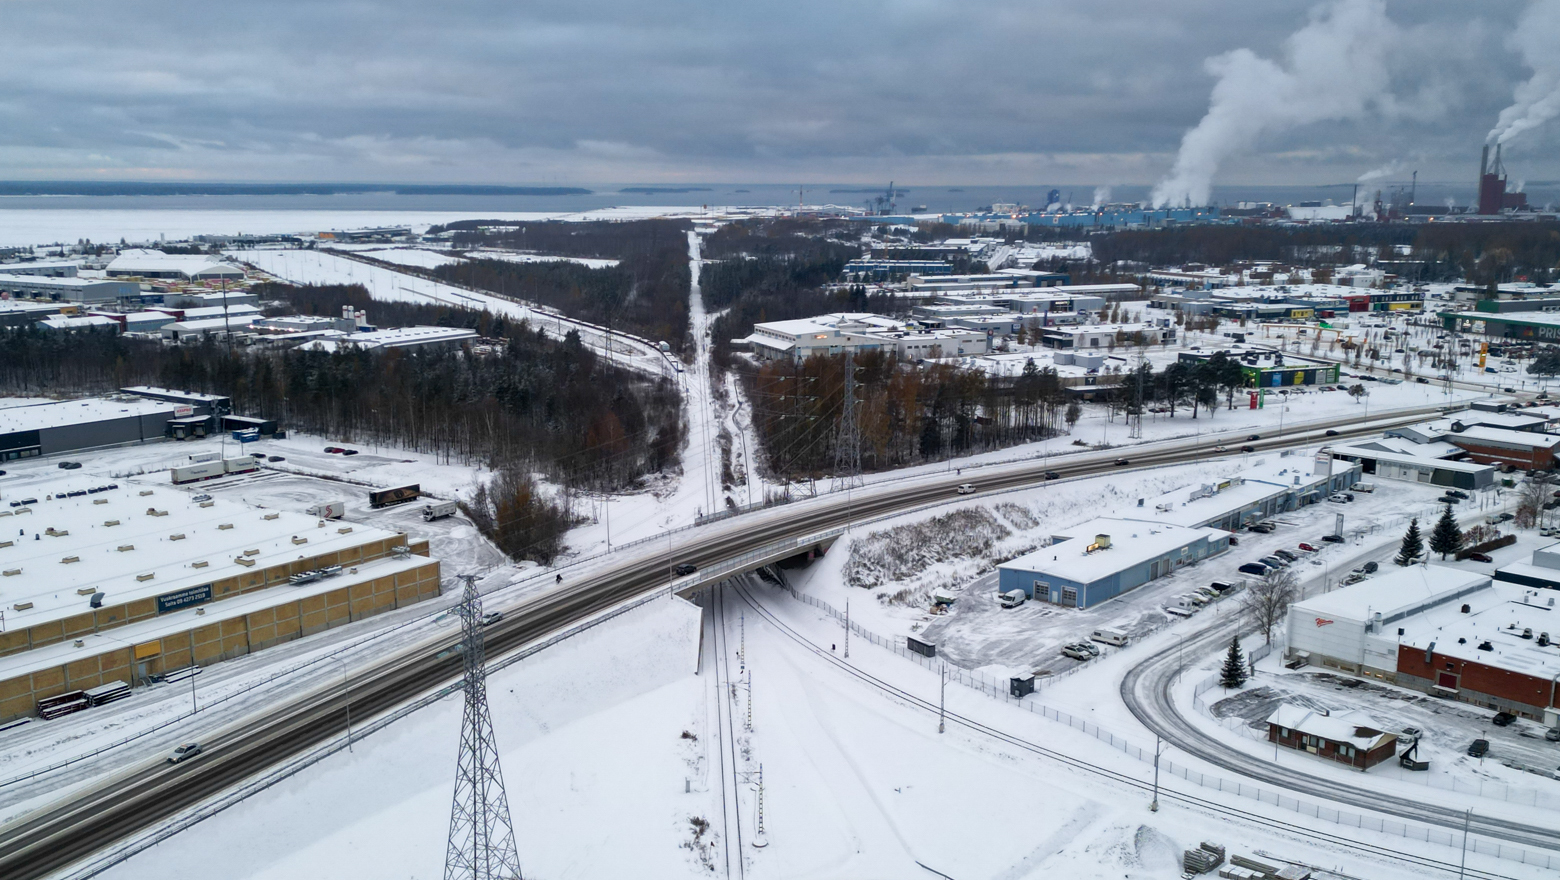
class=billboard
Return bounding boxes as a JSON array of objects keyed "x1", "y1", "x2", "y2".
[{"x1": 156, "y1": 583, "x2": 212, "y2": 614}]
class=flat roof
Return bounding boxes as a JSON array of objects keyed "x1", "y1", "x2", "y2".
[
  {"x1": 1447, "y1": 425, "x2": 1560, "y2": 449},
  {"x1": 1292, "y1": 565, "x2": 1489, "y2": 624},
  {"x1": 0, "y1": 481, "x2": 409, "y2": 631},
  {"x1": 0, "y1": 554, "x2": 430, "y2": 684},
  {"x1": 1141, "y1": 457, "x2": 1341, "y2": 528},
  {"x1": 1002, "y1": 516, "x2": 1227, "y2": 584},
  {"x1": 1448, "y1": 311, "x2": 1560, "y2": 328},
  {"x1": 1396, "y1": 582, "x2": 1560, "y2": 679},
  {"x1": 0, "y1": 274, "x2": 123, "y2": 289},
  {"x1": 121, "y1": 386, "x2": 229, "y2": 403},
  {"x1": 0, "y1": 397, "x2": 177, "y2": 434}
]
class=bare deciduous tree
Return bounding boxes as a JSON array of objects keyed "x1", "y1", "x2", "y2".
[{"x1": 1245, "y1": 568, "x2": 1298, "y2": 645}]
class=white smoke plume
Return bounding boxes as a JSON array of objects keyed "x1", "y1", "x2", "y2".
[
  {"x1": 1091, "y1": 186, "x2": 1111, "y2": 208},
  {"x1": 1356, "y1": 158, "x2": 1403, "y2": 182},
  {"x1": 1488, "y1": 0, "x2": 1560, "y2": 145},
  {"x1": 1151, "y1": 0, "x2": 1396, "y2": 208}
]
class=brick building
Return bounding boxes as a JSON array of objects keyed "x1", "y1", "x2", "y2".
[{"x1": 1266, "y1": 705, "x2": 1398, "y2": 770}]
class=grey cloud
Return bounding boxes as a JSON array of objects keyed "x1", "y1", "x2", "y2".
[{"x1": 0, "y1": 0, "x2": 1547, "y2": 185}]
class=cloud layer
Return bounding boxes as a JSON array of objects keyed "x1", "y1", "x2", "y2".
[{"x1": 0, "y1": 0, "x2": 1547, "y2": 186}]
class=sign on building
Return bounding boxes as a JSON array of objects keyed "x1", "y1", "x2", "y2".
[{"x1": 156, "y1": 583, "x2": 212, "y2": 614}]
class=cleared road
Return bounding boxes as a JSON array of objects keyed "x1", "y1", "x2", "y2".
[{"x1": 0, "y1": 403, "x2": 1464, "y2": 880}]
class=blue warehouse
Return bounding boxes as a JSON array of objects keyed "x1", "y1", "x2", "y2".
[{"x1": 998, "y1": 517, "x2": 1231, "y2": 609}]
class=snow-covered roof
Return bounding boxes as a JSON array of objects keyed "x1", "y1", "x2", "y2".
[
  {"x1": 295, "y1": 325, "x2": 477, "y2": 352},
  {"x1": 1291, "y1": 565, "x2": 1489, "y2": 625},
  {"x1": 1395, "y1": 583, "x2": 1560, "y2": 680},
  {"x1": 1446, "y1": 425, "x2": 1560, "y2": 450},
  {"x1": 1002, "y1": 517, "x2": 1227, "y2": 585},
  {"x1": 106, "y1": 250, "x2": 245, "y2": 278},
  {"x1": 37, "y1": 315, "x2": 118, "y2": 331},
  {"x1": 120, "y1": 386, "x2": 229, "y2": 403},
  {"x1": 1266, "y1": 705, "x2": 1394, "y2": 750},
  {"x1": 0, "y1": 397, "x2": 178, "y2": 433},
  {"x1": 0, "y1": 481, "x2": 408, "y2": 631}
]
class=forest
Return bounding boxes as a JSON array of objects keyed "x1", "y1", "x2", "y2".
[{"x1": 0, "y1": 283, "x2": 685, "y2": 563}]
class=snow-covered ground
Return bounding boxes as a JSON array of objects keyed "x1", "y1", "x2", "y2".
[
  {"x1": 333, "y1": 246, "x2": 464, "y2": 269},
  {"x1": 228, "y1": 247, "x2": 675, "y2": 379},
  {"x1": 80, "y1": 578, "x2": 1552, "y2": 880}
]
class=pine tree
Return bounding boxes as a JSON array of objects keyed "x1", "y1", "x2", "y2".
[
  {"x1": 1220, "y1": 637, "x2": 1248, "y2": 689},
  {"x1": 1395, "y1": 517, "x2": 1424, "y2": 566},
  {"x1": 1430, "y1": 504, "x2": 1463, "y2": 560}
]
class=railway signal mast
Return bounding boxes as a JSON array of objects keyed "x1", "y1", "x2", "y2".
[{"x1": 444, "y1": 575, "x2": 524, "y2": 880}]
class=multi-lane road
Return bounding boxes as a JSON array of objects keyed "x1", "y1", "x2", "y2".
[{"x1": 0, "y1": 401, "x2": 1482, "y2": 879}]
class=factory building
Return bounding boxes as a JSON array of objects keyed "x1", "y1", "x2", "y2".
[
  {"x1": 1285, "y1": 566, "x2": 1560, "y2": 725},
  {"x1": 105, "y1": 250, "x2": 245, "y2": 281},
  {"x1": 997, "y1": 517, "x2": 1231, "y2": 608},
  {"x1": 0, "y1": 274, "x2": 140, "y2": 304},
  {"x1": 1477, "y1": 144, "x2": 1527, "y2": 215},
  {"x1": 0, "y1": 483, "x2": 440, "y2": 721},
  {"x1": 0, "y1": 397, "x2": 213, "y2": 461}
]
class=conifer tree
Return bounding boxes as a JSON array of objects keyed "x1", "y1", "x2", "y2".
[
  {"x1": 1429, "y1": 504, "x2": 1463, "y2": 560},
  {"x1": 1220, "y1": 636, "x2": 1248, "y2": 689},
  {"x1": 1395, "y1": 517, "x2": 1424, "y2": 566}
]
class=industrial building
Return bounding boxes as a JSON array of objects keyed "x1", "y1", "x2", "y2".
[
  {"x1": 1139, "y1": 455, "x2": 1362, "y2": 533},
  {"x1": 0, "y1": 260, "x2": 80, "y2": 278},
  {"x1": 1038, "y1": 322, "x2": 1174, "y2": 350},
  {"x1": 0, "y1": 397, "x2": 211, "y2": 461},
  {"x1": 0, "y1": 302, "x2": 69, "y2": 328},
  {"x1": 294, "y1": 325, "x2": 480, "y2": 353},
  {"x1": 1327, "y1": 437, "x2": 1495, "y2": 490},
  {"x1": 741, "y1": 313, "x2": 988, "y2": 363},
  {"x1": 1494, "y1": 541, "x2": 1560, "y2": 592},
  {"x1": 1177, "y1": 348, "x2": 1340, "y2": 388},
  {"x1": 36, "y1": 315, "x2": 118, "y2": 334},
  {"x1": 1285, "y1": 566, "x2": 1559, "y2": 725},
  {"x1": 105, "y1": 250, "x2": 245, "y2": 281},
  {"x1": 0, "y1": 483, "x2": 440, "y2": 721},
  {"x1": 997, "y1": 517, "x2": 1231, "y2": 608},
  {"x1": 0, "y1": 274, "x2": 140, "y2": 304},
  {"x1": 1477, "y1": 144, "x2": 1527, "y2": 215},
  {"x1": 1442, "y1": 310, "x2": 1560, "y2": 344}
]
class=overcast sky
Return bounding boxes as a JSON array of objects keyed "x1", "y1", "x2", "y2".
[{"x1": 0, "y1": 0, "x2": 1552, "y2": 187}]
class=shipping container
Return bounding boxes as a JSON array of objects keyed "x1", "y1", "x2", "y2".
[
  {"x1": 421, "y1": 500, "x2": 458, "y2": 521},
  {"x1": 369, "y1": 484, "x2": 421, "y2": 509},
  {"x1": 307, "y1": 500, "x2": 346, "y2": 520},
  {"x1": 171, "y1": 461, "x2": 226, "y2": 484}
]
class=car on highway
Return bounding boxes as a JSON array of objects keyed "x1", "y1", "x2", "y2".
[
  {"x1": 956, "y1": 483, "x2": 977, "y2": 495},
  {"x1": 1238, "y1": 562, "x2": 1269, "y2": 576},
  {"x1": 1043, "y1": 471, "x2": 1061, "y2": 480},
  {"x1": 1114, "y1": 458, "x2": 1131, "y2": 466},
  {"x1": 1492, "y1": 712, "x2": 1517, "y2": 727},
  {"x1": 1247, "y1": 435, "x2": 1260, "y2": 441},
  {"x1": 1324, "y1": 429, "x2": 1340, "y2": 436},
  {"x1": 167, "y1": 742, "x2": 203, "y2": 764},
  {"x1": 58, "y1": 461, "x2": 82, "y2": 469},
  {"x1": 480, "y1": 611, "x2": 504, "y2": 627},
  {"x1": 1467, "y1": 738, "x2": 1489, "y2": 757},
  {"x1": 1212, "y1": 445, "x2": 1228, "y2": 453},
  {"x1": 1240, "y1": 445, "x2": 1256, "y2": 453},
  {"x1": 674, "y1": 563, "x2": 698, "y2": 576},
  {"x1": 1297, "y1": 542, "x2": 1320, "y2": 552}
]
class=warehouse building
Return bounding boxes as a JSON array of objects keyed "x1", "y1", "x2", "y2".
[
  {"x1": 0, "y1": 273, "x2": 140, "y2": 304},
  {"x1": 1443, "y1": 310, "x2": 1560, "y2": 343},
  {"x1": 0, "y1": 301, "x2": 68, "y2": 328},
  {"x1": 0, "y1": 397, "x2": 205, "y2": 461},
  {"x1": 1441, "y1": 424, "x2": 1560, "y2": 470},
  {"x1": 1038, "y1": 322, "x2": 1175, "y2": 350},
  {"x1": 105, "y1": 250, "x2": 245, "y2": 281},
  {"x1": 1140, "y1": 455, "x2": 1361, "y2": 532},
  {"x1": 0, "y1": 483, "x2": 440, "y2": 721},
  {"x1": 998, "y1": 517, "x2": 1231, "y2": 608},
  {"x1": 1327, "y1": 437, "x2": 1496, "y2": 490},
  {"x1": 1284, "y1": 567, "x2": 1559, "y2": 725},
  {"x1": 0, "y1": 260, "x2": 80, "y2": 278},
  {"x1": 1493, "y1": 541, "x2": 1560, "y2": 592},
  {"x1": 741, "y1": 313, "x2": 988, "y2": 362}
]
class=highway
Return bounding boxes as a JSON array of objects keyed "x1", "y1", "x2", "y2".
[
  {"x1": 0, "y1": 401, "x2": 1480, "y2": 879},
  {"x1": 1120, "y1": 613, "x2": 1560, "y2": 851}
]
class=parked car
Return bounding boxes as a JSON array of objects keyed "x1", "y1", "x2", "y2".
[
  {"x1": 250, "y1": 452, "x2": 267, "y2": 459},
  {"x1": 674, "y1": 563, "x2": 698, "y2": 576},
  {"x1": 324, "y1": 446, "x2": 343, "y2": 453},
  {"x1": 1061, "y1": 644, "x2": 1093, "y2": 661},
  {"x1": 1362, "y1": 561, "x2": 1378, "y2": 573},
  {"x1": 1247, "y1": 522, "x2": 1275, "y2": 534},
  {"x1": 480, "y1": 611, "x2": 504, "y2": 627},
  {"x1": 1466, "y1": 552, "x2": 1494, "y2": 563},
  {"x1": 168, "y1": 742, "x2": 203, "y2": 764},
  {"x1": 268, "y1": 455, "x2": 286, "y2": 462},
  {"x1": 1498, "y1": 512, "x2": 1515, "y2": 522},
  {"x1": 1238, "y1": 562, "x2": 1269, "y2": 576},
  {"x1": 1468, "y1": 738, "x2": 1490, "y2": 757},
  {"x1": 1273, "y1": 549, "x2": 1299, "y2": 562},
  {"x1": 1297, "y1": 542, "x2": 1320, "y2": 552},
  {"x1": 1544, "y1": 727, "x2": 1560, "y2": 742},
  {"x1": 1446, "y1": 490, "x2": 1470, "y2": 500},
  {"x1": 1259, "y1": 555, "x2": 1289, "y2": 569},
  {"x1": 1492, "y1": 712, "x2": 1517, "y2": 727},
  {"x1": 999, "y1": 589, "x2": 1027, "y2": 608},
  {"x1": 1328, "y1": 493, "x2": 1350, "y2": 503},
  {"x1": 341, "y1": 449, "x2": 360, "y2": 456},
  {"x1": 58, "y1": 461, "x2": 82, "y2": 469},
  {"x1": 1321, "y1": 534, "x2": 1345, "y2": 544},
  {"x1": 1441, "y1": 494, "x2": 1463, "y2": 504}
]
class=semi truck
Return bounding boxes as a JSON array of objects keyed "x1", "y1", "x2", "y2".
[
  {"x1": 171, "y1": 456, "x2": 261, "y2": 484},
  {"x1": 421, "y1": 500, "x2": 458, "y2": 521},
  {"x1": 369, "y1": 484, "x2": 421, "y2": 509},
  {"x1": 307, "y1": 500, "x2": 346, "y2": 520}
]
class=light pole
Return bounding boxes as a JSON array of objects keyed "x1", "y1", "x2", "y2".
[
  {"x1": 938, "y1": 663, "x2": 948, "y2": 734},
  {"x1": 335, "y1": 657, "x2": 353, "y2": 752},
  {"x1": 1150, "y1": 736, "x2": 1162, "y2": 811}
]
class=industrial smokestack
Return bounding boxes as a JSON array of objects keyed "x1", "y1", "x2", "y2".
[{"x1": 1480, "y1": 143, "x2": 1489, "y2": 178}]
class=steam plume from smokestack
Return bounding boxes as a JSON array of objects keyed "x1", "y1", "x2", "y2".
[
  {"x1": 1151, "y1": 0, "x2": 1396, "y2": 208},
  {"x1": 1091, "y1": 186, "x2": 1111, "y2": 209},
  {"x1": 1356, "y1": 159, "x2": 1403, "y2": 182},
  {"x1": 1488, "y1": 0, "x2": 1560, "y2": 145}
]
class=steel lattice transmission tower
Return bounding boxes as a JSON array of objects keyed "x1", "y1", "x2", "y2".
[
  {"x1": 444, "y1": 575, "x2": 523, "y2": 880},
  {"x1": 832, "y1": 357, "x2": 863, "y2": 492}
]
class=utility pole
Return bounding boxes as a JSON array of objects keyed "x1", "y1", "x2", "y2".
[
  {"x1": 745, "y1": 668, "x2": 753, "y2": 732},
  {"x1": 444, "y1": 575, "x2": 523, "y2": 880},
  {"x1": 752, "y1": 763, "x2": 769, "y2": 848},
  {"x1": 832, "y1": 356, "x2": 862, "y2": 494},
  {"x1": 938, "y1": 663, "x2": 948, "y2": 734},
  {"x1": 739, "y1": 611, "x2": 745, "y2": 672},
  {"x1": 1150, "y1": 736, "x2": 1162, "y2": 812},
  {"x1": 1458, "y1": 808, "x2": 1472, "y2": 880}
]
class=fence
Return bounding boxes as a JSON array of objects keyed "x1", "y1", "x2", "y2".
[{"x1": 761, "y1": 582, "x2": 1558, "y2": 871}]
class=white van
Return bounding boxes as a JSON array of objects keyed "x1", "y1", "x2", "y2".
[
  {"x1": 1090, "y1": 627, "x2": 1129, "y2": 646},
  {"x1": 999, "y1": 589, "x2": 1027, "y2": 608}
]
